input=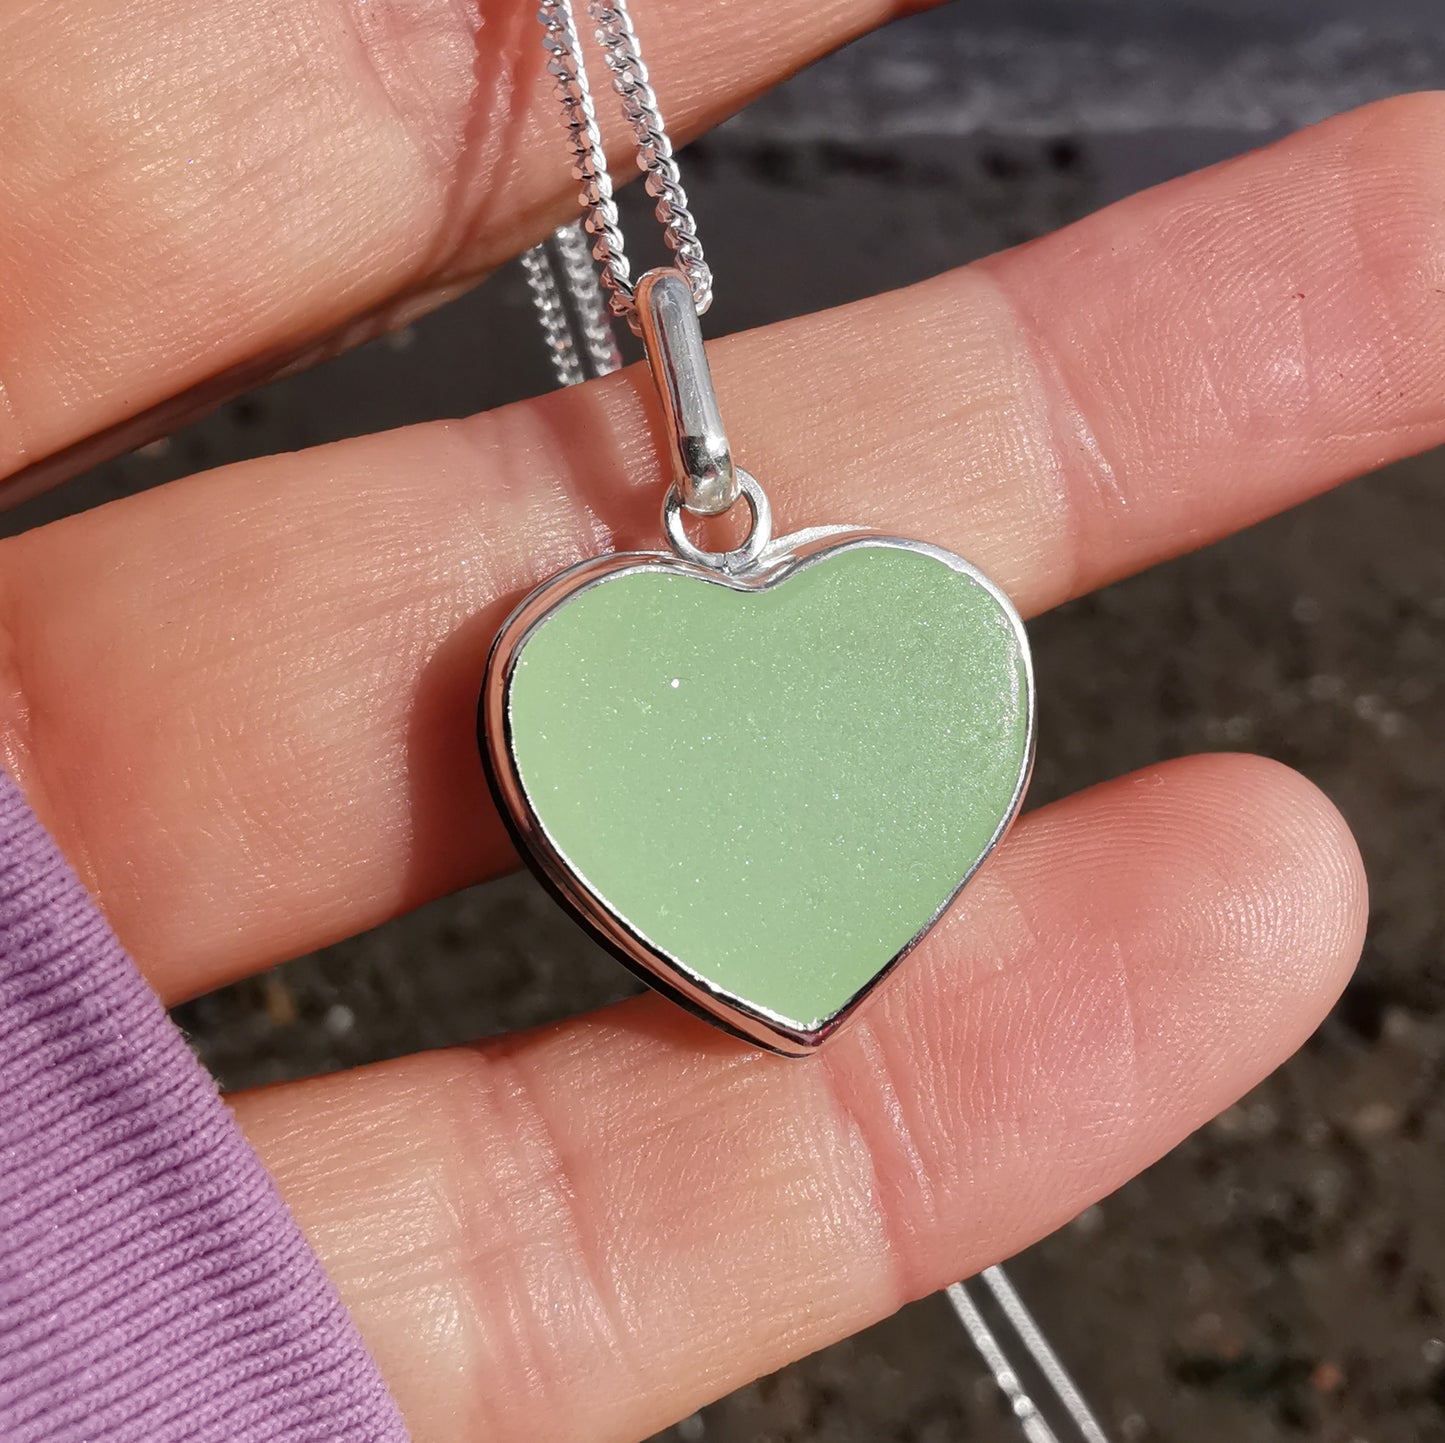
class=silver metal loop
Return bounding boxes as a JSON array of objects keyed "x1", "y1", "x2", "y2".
[
  {"x1": 663, "y1": 469, "x2": 772, "y2": 575},
  {"x1": 637, "y1": 268, "x2": 739, "y2": 515}
]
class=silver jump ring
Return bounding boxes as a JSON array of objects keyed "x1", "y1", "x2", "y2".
[{"x1": 663, "y1": 469, "x2": 772, "y2": 575}]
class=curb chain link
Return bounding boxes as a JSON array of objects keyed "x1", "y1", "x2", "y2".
[
  {"x1": 518, "y1": 244, "x2": 587, "y2": 388},
  {"x1": 535, "y1": 0, "x2": 711, "y2": 331}
]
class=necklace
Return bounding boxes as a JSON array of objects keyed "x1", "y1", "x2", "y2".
[
  {"x1": 482, "y1": 0, "x2": 1035, "y2": 1058},
  {"x1": 502, "y1": 8, "x2": 1112, "y2": 1438}
]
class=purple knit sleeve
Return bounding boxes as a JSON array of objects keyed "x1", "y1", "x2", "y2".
[{"x1": 0, "y1": 770, "x2": 410, "y2": 1442}]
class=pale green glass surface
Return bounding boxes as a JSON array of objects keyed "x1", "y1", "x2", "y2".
[{"x1": 506, "y1": 545, "x2": 1030, "y2": 1029}]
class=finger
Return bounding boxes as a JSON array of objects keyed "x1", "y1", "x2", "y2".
[
  {"x1": 2, "y1": 98, "x2": 1439, "y2": 999},
  {"x1": 0, "y1": 0, "x2": 929, "y2": 486},
  {"x1": 231, "y1": 755, "x2": 1366, "y2": 1443}
]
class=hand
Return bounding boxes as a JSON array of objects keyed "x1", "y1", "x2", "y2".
[{"x1": 4, "y1": 2, "x2": 1439, "y2": 1438}]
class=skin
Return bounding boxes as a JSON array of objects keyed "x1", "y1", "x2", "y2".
[{"x1": 1, "y1": 0, "x2": 1442, "y2": 1438}]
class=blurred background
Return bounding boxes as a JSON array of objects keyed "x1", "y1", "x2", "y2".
[{"x1": 6, "y1": 1, "x2": 1444, "y2": 1439}]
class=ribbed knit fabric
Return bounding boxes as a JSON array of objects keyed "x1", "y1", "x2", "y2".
[{"x1": 0, "y1": 770, "x2": 410, "y2": 1442}]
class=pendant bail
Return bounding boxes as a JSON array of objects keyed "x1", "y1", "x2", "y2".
[{"x1": 636, "y1": 267, "x2": 740, "y2": 517}]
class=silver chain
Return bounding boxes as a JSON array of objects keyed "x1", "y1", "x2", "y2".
[
  {"x1": 551, "y1": 220, "x2": 625, "y2": 373},
  {"x1": 519, "y1": 242, "x2": 587, "y2": 388},
  {"x1": 523, "y1": 226, "x2": 621, "y2": 390},
  {"x1": 949, "y1": 1270, "x2": 1113, "y2": 1443},
  {"x1": 535, "y1": 0, "x2": 711, "y2": 331}
]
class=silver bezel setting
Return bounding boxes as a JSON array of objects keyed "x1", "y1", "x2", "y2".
[{"x1": 479, "y1": 528, "x2": 1036, "y2": 1056}]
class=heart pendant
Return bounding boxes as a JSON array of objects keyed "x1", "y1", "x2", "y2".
[{"x1": 480, "y1": 529, "x2": 1034, "y2": 1055}]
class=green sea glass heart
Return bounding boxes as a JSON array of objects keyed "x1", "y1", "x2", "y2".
[{"x1": 487, "y1": 537, "x2": 1032, "y2": 1052}]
